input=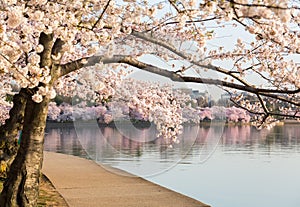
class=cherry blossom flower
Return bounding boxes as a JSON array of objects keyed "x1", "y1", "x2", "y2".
[{"x1": 32, "y1": 93, "x2": 43, "y2": 103}]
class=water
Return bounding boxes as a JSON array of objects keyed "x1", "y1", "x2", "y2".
[{"x1": 44, "y1": 122, "x2": 300, "y2": 207}]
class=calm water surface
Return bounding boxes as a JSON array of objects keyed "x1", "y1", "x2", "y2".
[{"x1": 44, "y1": 122, "x2": 300, "y2": 207}]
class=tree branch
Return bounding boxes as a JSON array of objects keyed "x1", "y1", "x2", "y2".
[
  {"x1": 38, "y1": 32, "x2": 54, "y2": 68},
  {"x1": 92, "y1": 0, "x2": 111, "y2": 29},
  {"x1": 130, "y1": 30, "x2": 252, "y2": 87},
  {"x1": 129, "y1": 30, "x2": 300, "y2": 96},
  {"x1": 228, "y1": 0, "x2": 296, "y2": 10},
  {"x1": 58, "y1": 54, "x2": 300, "y2": 107}
]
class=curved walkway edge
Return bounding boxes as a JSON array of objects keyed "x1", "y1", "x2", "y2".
[{"x1": 42, "y1": 151, "x2": 210, "y2": 207}]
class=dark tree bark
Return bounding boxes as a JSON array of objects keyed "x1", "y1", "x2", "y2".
[
  {"x1": 0, "y1": 31, "x2": 60, "y2": 207},
  {"x1": 0, "y1": 89, "x2": 27, "y2": 178},
  {"x1": 0, "y1": 93, "x2": 50, "y2": 207}
]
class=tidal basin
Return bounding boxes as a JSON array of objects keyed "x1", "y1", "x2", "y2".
[{"x1": 44, "y1": 122, "x2": 300, "y2": 207}]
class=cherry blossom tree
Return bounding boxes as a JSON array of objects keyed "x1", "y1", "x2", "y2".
[{"x1": 0, "y1": 0, "x2": 299, "y2": 206}]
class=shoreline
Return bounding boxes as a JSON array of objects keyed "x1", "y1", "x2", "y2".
[
  {"x1": 42, "y1": 151, "x2": 210, "y2": 207},
  {"x1": 46, "y1": 119, "x2": 299, "y2": 129}
]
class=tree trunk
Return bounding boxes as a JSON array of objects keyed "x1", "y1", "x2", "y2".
[
  {"x1": 0, "y1": 94, "x2": 50, "y2": 207},
  {"x1": 0, "y1": 89, "x2": 27, "y2": 178}
]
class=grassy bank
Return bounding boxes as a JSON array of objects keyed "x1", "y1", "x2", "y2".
[{"x1": 0, "y1": 174, "x2": 68, "y2": 207}]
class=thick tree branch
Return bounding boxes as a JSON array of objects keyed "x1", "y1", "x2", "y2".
[
  {"x1": 38, "y1": 32, "x2": 54, "y2": 68},
  {"x1": 130, "y1": 30, "x2": 300, "y2": 96},
  {"x1": 228, "y1": 0, "x2": 297, "y2": 10},
  {"x1": 130, "y1": 30, "x2": 252, "y2": 87},
  {"x1": 59, "y1": 54, "x2": 300, "y2": 107},
  {"x1": 51, "y1": 38, "x2": 65, "y2": 56},
  {"x1": 0, "y1": 89, "x2": 28, "y2": 178}
]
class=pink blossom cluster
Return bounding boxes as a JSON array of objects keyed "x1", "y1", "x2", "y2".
[
  {"x1": 232, "y1": 94, "x2": 282, "y2": 129},
  {"x1": 0, "y1": 0, "x2": 295, "y2": 104},
  {"x1": 55, "y1": 65, "x2": 125, "y2": 104},
  {"x1": 0, "y1": 0, "x2": 299, "y2": 142},
  {"x1": 198, "y1": 107, "x2": 214, "y2": 121},
  {"x1": 0, "y1": 81, "x2": 13, "y2": 124},
  {"x1": 0, "y1": 104, "x2": 11, "y2": 125},
  {"x1": 47, "y1": 102, "x2": 108, "y2": 123},
  {"x1": 181, "y1": 105, "x2": 201, "y2": 123},
  {"x1": 0, "y1": 0, "x2": 155, "y2": 102},
  {"x1": 47, "y1": 101, "x2": 252, "y2": 125},
  {"x1": 0, "y1": 79, "x2": 13, "y2": 125},
  {"x1": 182, "y1": 106, "x2": 251, "y2": 123},
  {"x1": 47, "y1": 102, "x2": 61, "y2": 121},
  {"x1": 225, "y1": 106, "x2": 251, "y2": 123},
  {"x1": 109, "y1": 78, "x2": 188, "y2": 142}
]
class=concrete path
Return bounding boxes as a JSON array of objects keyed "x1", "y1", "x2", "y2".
[{"x1": 42, "y1": 151, "x2": 210, "y2": 207}]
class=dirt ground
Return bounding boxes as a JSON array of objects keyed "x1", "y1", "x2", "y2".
[
  {"x1": 0, "y1": 174, "x2": 68, "y2": 207},
  {"x1": 38, "y1": 174, "x2": 69, "y2": 207}
]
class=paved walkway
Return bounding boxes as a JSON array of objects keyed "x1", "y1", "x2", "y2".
[{"x1": 42, "y1": 151, "x2": 210, "y2": 207}]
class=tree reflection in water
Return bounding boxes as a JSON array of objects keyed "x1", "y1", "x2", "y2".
[
  {"x1": 45, "y1": 123, "x2": 300, "y2": 157},
  {"x1": 45, "y1": 123, "x2": 300, "y2": 174}
]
